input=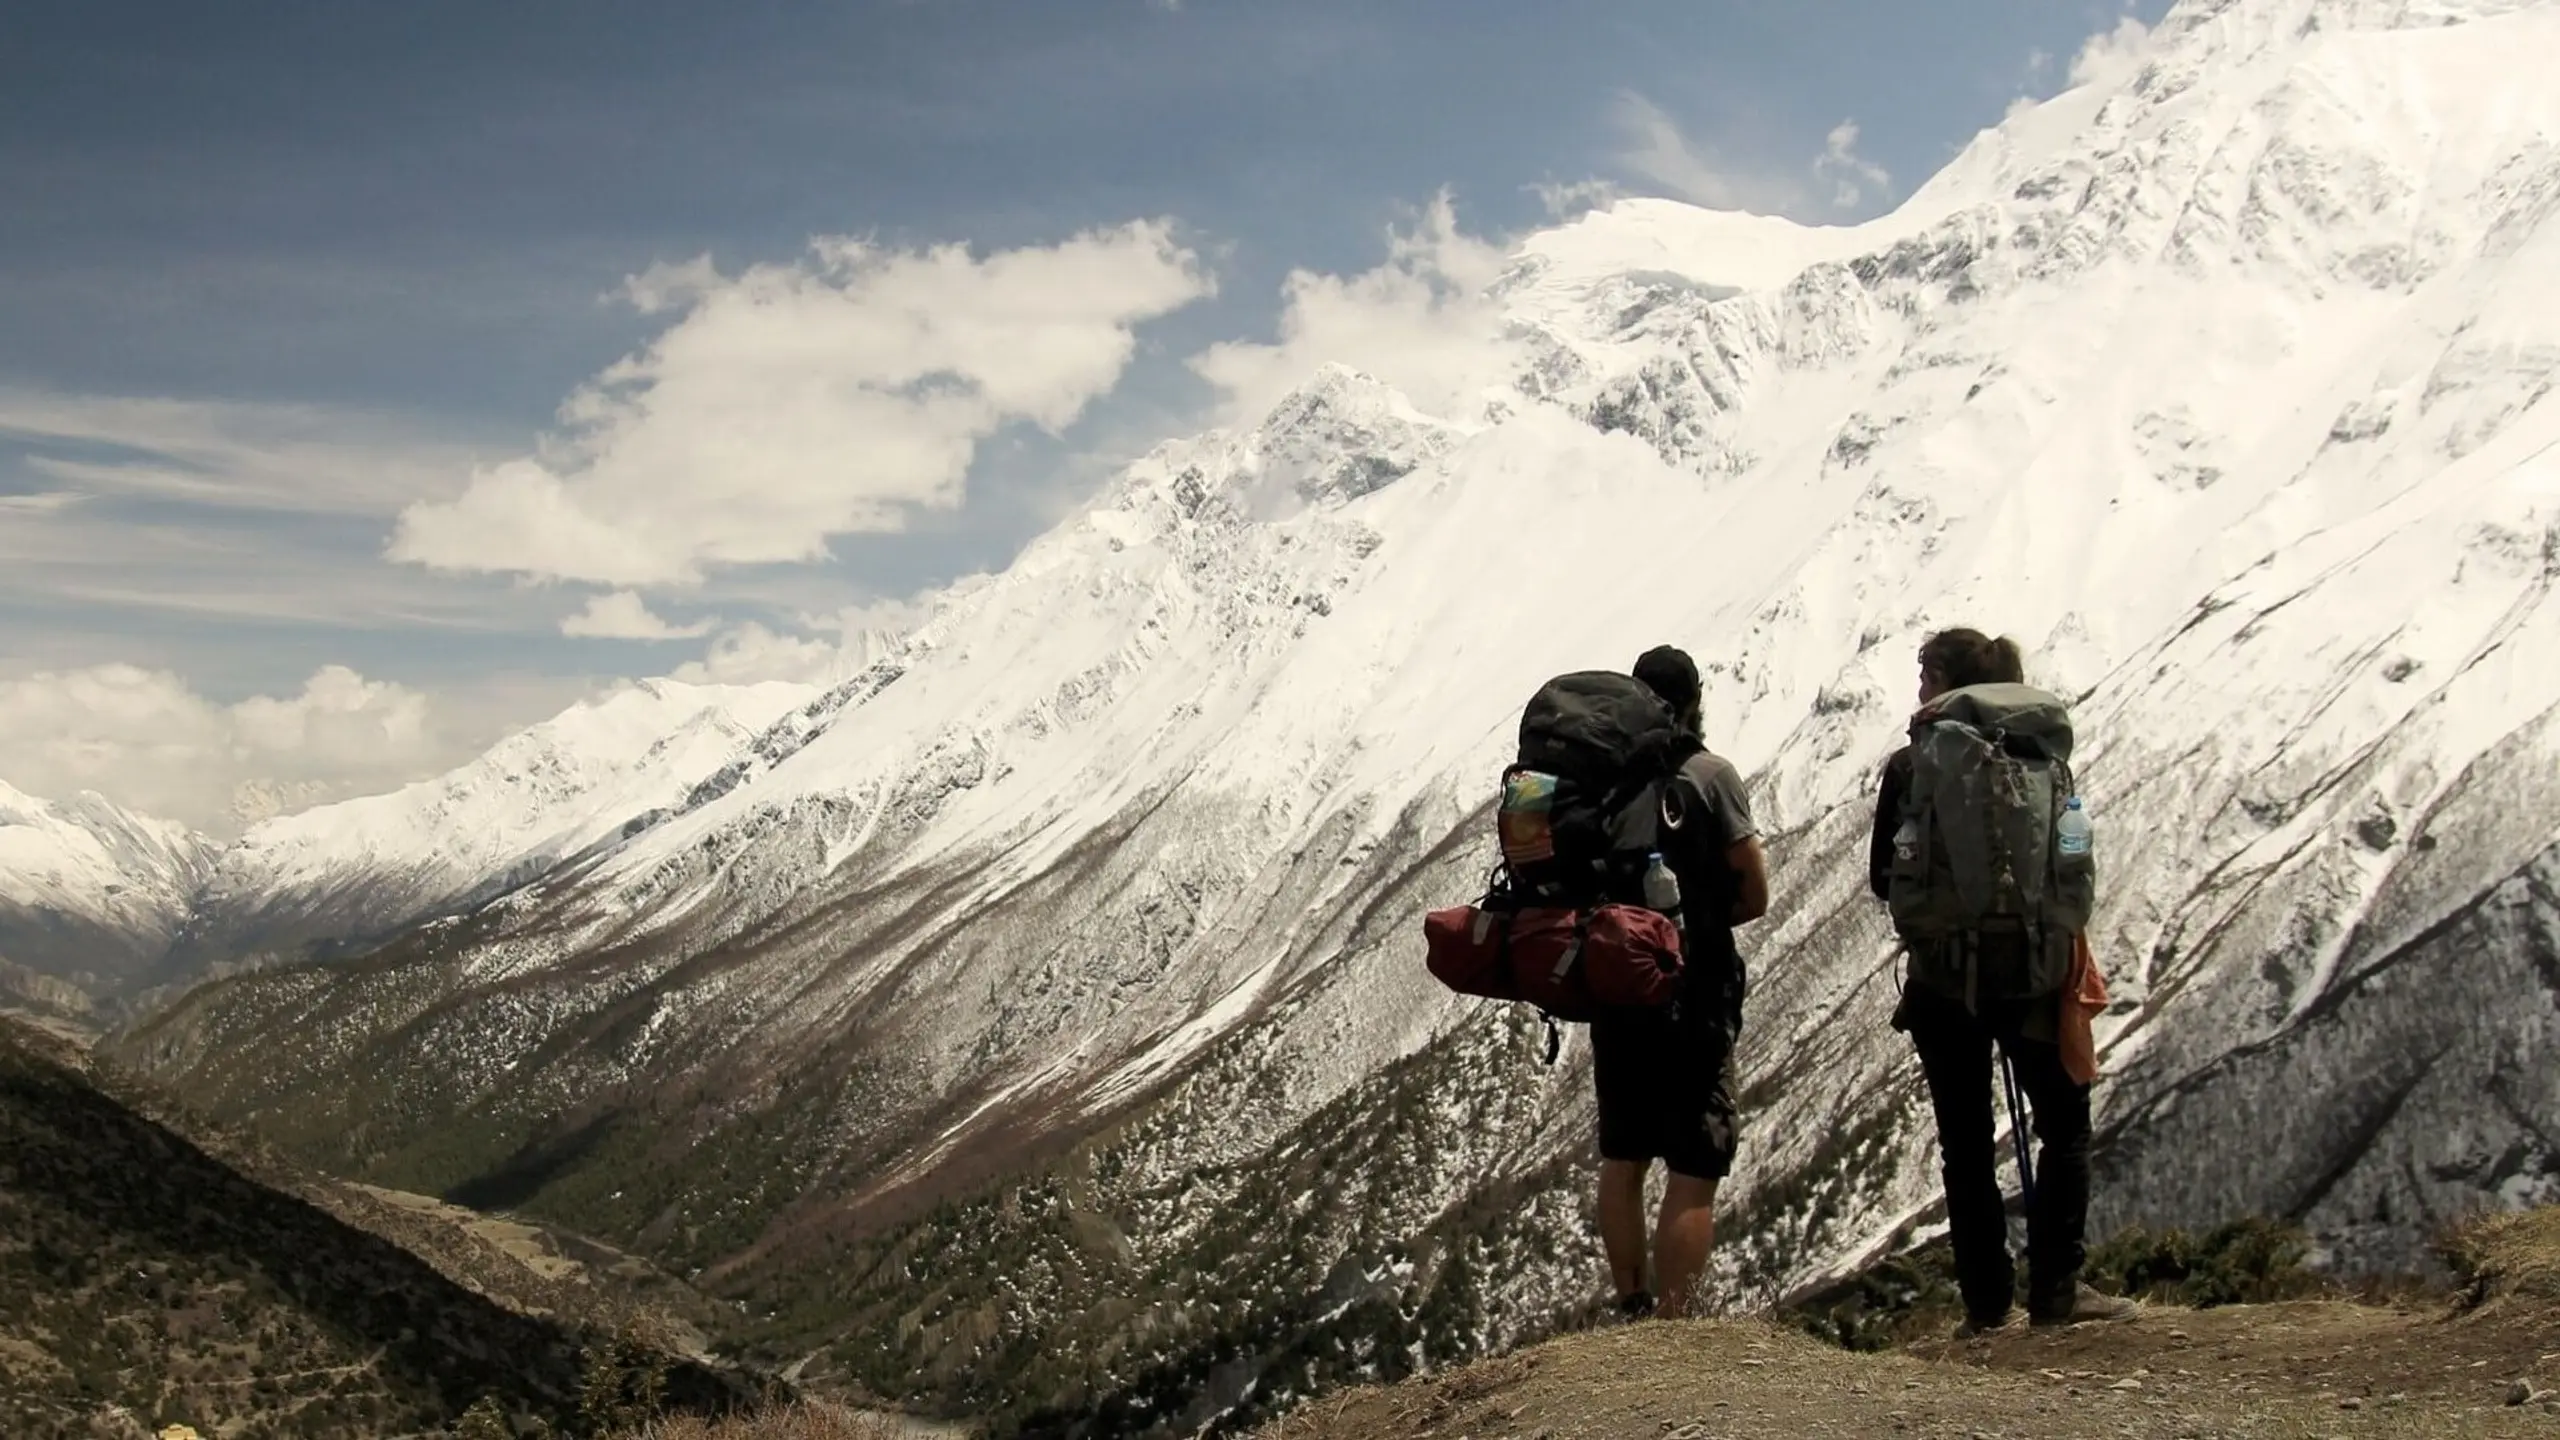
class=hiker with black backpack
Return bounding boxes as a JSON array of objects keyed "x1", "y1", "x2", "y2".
[
  {"x1": 1418, "y1": 646, "x2": 1765, "y2": 1321},
  {"x1": 1592, "y1": 645, "x2": 1768, "y2": 1320},
  {"x1": 1870, "y1": 628, "x2": 2135, "y2": 1334}
]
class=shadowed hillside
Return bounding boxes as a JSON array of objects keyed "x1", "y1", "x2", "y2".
[{"x1": 0, "y1": 1015, "x2": 760, "y2": 1439}]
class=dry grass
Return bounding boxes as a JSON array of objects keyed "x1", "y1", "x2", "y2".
[
  {"x1": 1247, "y1": 1232, "x2": 2560, "y2": 1440},
  {"x1": 615, "y1": 1400, "x2": 918, "y2": 1439},
  {"x1": 2443, "y1": 1205, "x2": 2560, "y2": 1308}
]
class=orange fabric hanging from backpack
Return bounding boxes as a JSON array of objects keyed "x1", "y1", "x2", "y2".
[{"x1": 2059, "y1": 931, "x2": 2108, "y2": 1084}]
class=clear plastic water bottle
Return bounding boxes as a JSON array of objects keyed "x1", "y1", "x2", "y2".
[
  {"x1": 1892, "y1": 818, "x2": 1919, "y2": 864},
  {"x1": 2057, "y1": 796, "x2": 2092, "y2": 858},
  {"x1": 1642, "y1": 851, "x2": 1683, "y2": 923}
]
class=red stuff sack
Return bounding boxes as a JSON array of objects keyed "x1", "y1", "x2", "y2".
[
  {"x1": 1423, "y1": 903, "x2": 1521, "y2": 1002},
  {"x1": 1422, "y1": 902, "x2": 1684, "y2": 1023},
  {"x1": 1506, "y1": 904, "x2": 1684, "y2": 1019}
]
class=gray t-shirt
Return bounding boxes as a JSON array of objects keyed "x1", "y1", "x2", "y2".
[{"x1": 1662, "y1": 750, "x2": 1756, "y2": 938}]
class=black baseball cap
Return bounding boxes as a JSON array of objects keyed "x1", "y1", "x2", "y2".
[{"x1": 1633, "y1": 644, "x2": 1700, "y2": 710}]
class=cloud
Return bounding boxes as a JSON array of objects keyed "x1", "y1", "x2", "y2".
[
  {"x1": 1527, "y1": 177, "x2": 1623, "y2": 222},
  {"x1": 560, "y1": 590, "x2": 715, "y2": 640},
  {"x1": 1610, "y1": 94, "x2": 1808, "y2": 216},
  {"x1": 0, "y1": 389, "x2": 484, "y2": 517},
  {"x1": 388, "y1": 220, "x2": 1215, "y2": 590},
  {"x1": 0, "y1": 389, "x2": 547, "y2": 633},
  {"x1": 0, "y1": 491, "x2": 83, "y2": 516},
  {"x1": 2002, "y1": 13, "x2": 2155, "y2": 121},
  {"x1": 1187, "y1": 191, "x2": 1519, "y2": 428},
  {"x1": 1814, "y1": 121, "x2": 1892, "y2": 210},
  {"x1": 673, "y1": 599, "x2": 924, "y2": 686},
  {"x1": 1607, "y1": 92, "x2": 1792, "y2": 212},
  {"x1": 2068, "y1": 16, "x2": 2154, "y2": 89},
  {"x1": 671, "y1": 622, "x2": 850, "y2": 687},
  {"x1": 0, "y1": 662, "x2": 534, "y2": 834},
  {"x1": 1607, "y1": 95, "x2": 1893, "y2": 218},
  {"x1": 0, "y1": 499, "x2": 534, "y2": 632}
]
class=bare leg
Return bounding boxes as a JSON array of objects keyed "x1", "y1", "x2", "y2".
[
  {"x1": 1598, "y1": 1159, "x2": 1650, "y2": 1300},
  {"x1": 1653, "y1": 1171, "x2": 1721, "y2": 1318}
]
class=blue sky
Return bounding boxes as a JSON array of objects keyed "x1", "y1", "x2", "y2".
[{"x1": 0, "y1": 0, "x2": 2166, "y2": 827}]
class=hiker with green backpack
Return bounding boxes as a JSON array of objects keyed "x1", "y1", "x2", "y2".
[{"x1": 1870, "y1": 627, "x2": 2135, "y2": 1334}]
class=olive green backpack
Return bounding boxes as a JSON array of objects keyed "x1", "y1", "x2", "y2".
[{"x1": 1884, "y1": 682, "x2": 2096, "y2": 1007}]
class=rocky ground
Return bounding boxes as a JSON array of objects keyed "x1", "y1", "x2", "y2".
[{"x1": 1250, "y1": 1211, "x2": 2560, "y2": 1440}]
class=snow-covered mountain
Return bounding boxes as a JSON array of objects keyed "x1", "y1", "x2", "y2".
[
  {"x1": 84, "y1": 0, "x2": 2560, "y2": 1427},
  {"x1": 0, "y1": 778, "x2": 210, "y2": 1007},
  {"x1": 0, "y1": 678, "x2": 814, "y2": 1009},
  {"x1": 175, "y1": 677, "x2": 816, "y2": 974}
]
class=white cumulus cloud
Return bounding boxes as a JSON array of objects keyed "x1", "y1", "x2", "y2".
[
  {"x1": 2069, "y1": 15, "x2": 2155, "y2": 89},
  {"x1": 0, "y1": 663, "x2": 533, "y2": 834},
  {"x1": 1188, "y1": 192, "x2": 1518, "y2": 429},
  {"x1": 388, "y1": 220, "x2": 1215, "y2": 589},
  {"x1": 673, "y1": 598, "x2": 925, "y2": 687},
  {"x1": 560, "y1": 590, "x2": 716, "y2": 640},
  {"x1": 672, "y1": 623, "x2": 852, "y2": 687}
]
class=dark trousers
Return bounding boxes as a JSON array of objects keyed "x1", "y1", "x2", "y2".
[{"x1": 1900, "y1": 983, "x2": 2091, "y2": 1321}]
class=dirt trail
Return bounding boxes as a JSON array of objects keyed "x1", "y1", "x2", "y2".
[{"x1": 1253, "y1": 1290, "x2": 2560, "y2": 1440}]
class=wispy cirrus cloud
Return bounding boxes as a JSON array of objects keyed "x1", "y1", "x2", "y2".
[
  {"x1": 0, "y1": 389, "x2": 486, "y2": 517},
  {"x1": 1607, "y1": 94, "x2": 1892, "y2": 217}
]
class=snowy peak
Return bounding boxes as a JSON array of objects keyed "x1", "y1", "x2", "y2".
[
  {"x1": 1083, "y1": 365, "x2": 1459, "y2": 535},
  {"x1": 0, "y1": 676, "x2": 822, "y2": 1002},
  {"x1": 1251, "y1": 364, "x2": 1462, "y2": 506},
  {"x1": 1911, "y1": 0, "x2": 2560, "y2": 275},
  {"x1": 1501, "y1": 198, "x2": 1875, "y2": 315},
  {"x1": 0, "y1": 778, "x2": 207, "y2": 916},
  {"x1": 2156, "y1": 0, "x2": 2545, "y2": 57},
  {"x1": 0, "y1": 778, "x2": 209, "y2": 1000},
  {"x1": 200, "y1": 677, "x2": 816, "y2": 932}
]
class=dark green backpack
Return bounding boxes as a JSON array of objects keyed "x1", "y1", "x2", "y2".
[{"x1": 1885, "y1": 682, "x2": 2095, "y2": 1005}]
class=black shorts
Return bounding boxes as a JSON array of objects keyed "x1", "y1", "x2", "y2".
[{"x1": 1590, "y1": 987, "x2": 1742, "y2": 1180}]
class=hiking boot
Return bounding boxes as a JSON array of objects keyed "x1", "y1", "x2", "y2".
[
  {"x1": 2029, "y1": 1282, "x2": 2138, "y2": 1327},
  {"x1": 1953, "y1": 1308, "x2": 2012, "y2": 1339}
]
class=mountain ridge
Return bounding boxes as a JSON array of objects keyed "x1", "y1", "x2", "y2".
[{"x1": 0, "y1": 676, "x2": 819, "y2": 1009}]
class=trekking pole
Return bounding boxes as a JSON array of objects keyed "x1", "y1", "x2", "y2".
[{"x1": 2001, "y1": 1049, "x2": 2036, "y2": 1208}]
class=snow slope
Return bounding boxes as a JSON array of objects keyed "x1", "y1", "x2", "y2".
[
  {"x1": 185, "y1": 677, "x2": 816, "y2": 962},
  {"x1": 0, "y1": 779, "x2": 209, "y2": 1000},
  {"x1": 105, "y1": 0, "x2": 2560, "y2": 1419},
  {"x1": 0, "y1": 679, "x2": 816, "y2": 1003}
]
